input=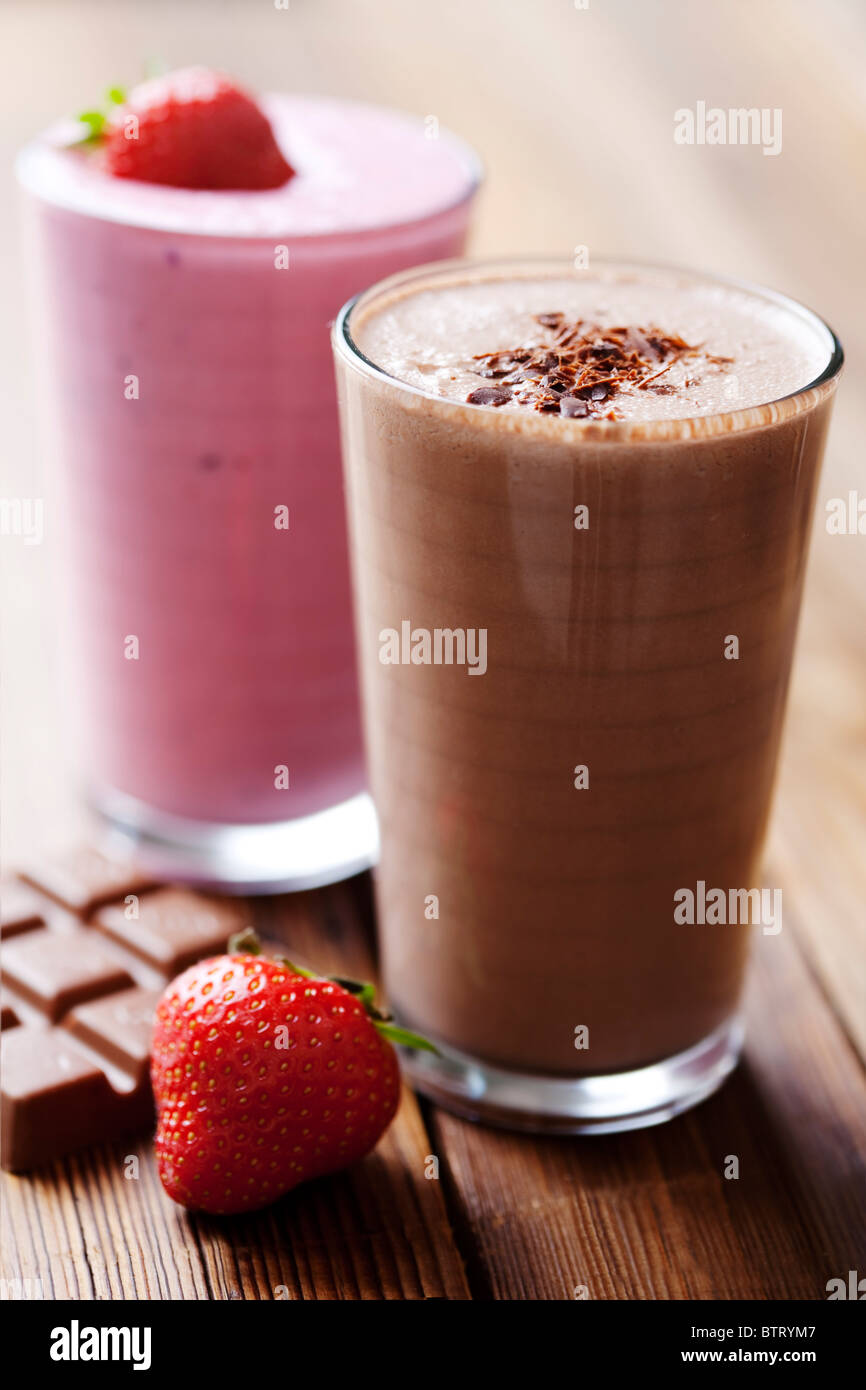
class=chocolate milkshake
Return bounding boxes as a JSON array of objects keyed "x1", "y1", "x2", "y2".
[{"x1": 333, "y1": 260, "x2": 842, "y2": 1131}]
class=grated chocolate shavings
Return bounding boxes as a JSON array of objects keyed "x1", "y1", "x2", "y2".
[
  {"x1": 466, "y1": 386, "x2": 513, "y2": 407},
  {"x1": 464, "y1": 314, "x2": 733, "y2": 417}
]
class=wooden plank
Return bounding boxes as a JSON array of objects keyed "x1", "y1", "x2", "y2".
[
  {"x1": 766, "y1": 545, "x2": 866, "y2": 1061},
  {"x1": 0, "y1": 881, "x2": 471, "y2": 1301},
  {"x1": 0, "y1": 0, "x2": 864, "y2": 1307},
  {"x1": 428, "y1": 920, "x2": 866, "y2": 1300}
]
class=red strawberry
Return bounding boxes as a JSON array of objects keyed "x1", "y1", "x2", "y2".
[
  {"x1": 151, "y1": 931, "x2": 432, "y2": 1214},
  {"x1": 101, "y1": 67, "x2": 294, "y2": 190}
]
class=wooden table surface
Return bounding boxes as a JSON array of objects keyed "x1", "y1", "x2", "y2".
[{"x1": 1, "y1": 0, "x2": 864, "y2": 1300}]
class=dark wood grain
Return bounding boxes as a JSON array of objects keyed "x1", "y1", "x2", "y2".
[
  {"x1": 1, "y1": 0, "x2": 865, "y2": 1306},
  {"x1": 0, "y1": 881, "x2": 471, "y2": 1301},
  {"x1": 426, "y1": 921, "x2": 866, "y2": 1301},
  {"x1": 7, "y1": 870, "x2": 862, "y2": 1301}
]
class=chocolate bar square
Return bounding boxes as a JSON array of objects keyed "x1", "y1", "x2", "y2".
[
  {"x1": 93, "y1": 887, "x2": 249, "y2": 973},
  {"x1": 2, "y1": 928, "x2": 135, "y2": 1022},
  {"x1": 65, "y1": 986, "x2": 164, "y2": 1078},
  {"x1": 0, "y1": 878, "x2": 46, "y2": 938},
  {"x1": 20, "y1": 847, "x2": 154, "y2": 916},
  {"x1": 1, "y1": 1028, "x2": 152, "y2": 1171}
]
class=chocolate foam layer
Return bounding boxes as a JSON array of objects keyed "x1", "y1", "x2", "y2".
[{"x1": 353, "y1": 269, "x2": 832, "y2": 422}]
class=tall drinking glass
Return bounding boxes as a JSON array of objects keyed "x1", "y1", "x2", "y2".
[
  {"x1": 333, "y1": 257, "x2": 842, "y2": 1131},
  {"x1": 18, "y1": 98, "x2": 480, "y2": 889}
]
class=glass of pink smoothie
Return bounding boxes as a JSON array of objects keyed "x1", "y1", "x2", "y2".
[{"x1": 18, "y1": 88, "x2": 480, "y2": 889}]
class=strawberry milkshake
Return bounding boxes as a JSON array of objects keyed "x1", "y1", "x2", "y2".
[{"x1": 18, "y1": 71, "x2": 479, "y2": 888}]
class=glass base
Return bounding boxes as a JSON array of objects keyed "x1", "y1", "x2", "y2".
[
  {"x1": 91, "y1": 785, "x2": 379, "y2": 894},
  {"x1": 400, "y1": 1017, "x2": 743, "y2": 1135}
]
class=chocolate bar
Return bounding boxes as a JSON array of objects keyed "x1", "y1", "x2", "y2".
[
  {"x1": 0, "y1": 877, "x2": 47, "y2": 938},
  {"x1": 0, "y1": 858, "x2": 252, "y2": 1171}
]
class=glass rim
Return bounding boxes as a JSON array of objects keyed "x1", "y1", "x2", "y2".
[{"x1": 333, "y1": 255, "x2": 844, "y2": 438}]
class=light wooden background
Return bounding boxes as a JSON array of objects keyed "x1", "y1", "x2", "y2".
[{"x1": 0, "y1": 0, "x2": 864, "y2": 1301}]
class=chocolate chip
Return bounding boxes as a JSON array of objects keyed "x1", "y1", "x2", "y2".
[
  {"x1": 561, "y1": 397, "x2": 590, "y2": 418},
  {"x1": 466, "y1": 387, "x2": 513, "y2": 407}
]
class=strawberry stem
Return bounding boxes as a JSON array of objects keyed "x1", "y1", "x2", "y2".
[{"x1": 228, "y1": 927, "x2": 262, "y2": 956}]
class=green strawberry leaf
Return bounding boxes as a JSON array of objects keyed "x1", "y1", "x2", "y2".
[
  {"x1": 224, "y1": 934, "x2": 438, "y2": 1053},
  {"x1": 327, "y1": 975, "x2": 439, "y2": 1052},
  {"x1": 329, "y1": 975, "x2": 377, "y2": 1010},
  {"x1": 373, "y1": 1022, "x2": 440, "y2": 1055},
  {"x1": 77, "y1": 109, "x2": 106, "y2": 138},
  {"x1": 71, "y1": 82, "x2": 126, "y2": 148},
  {"x1": 276, "y1": 957, "x2": 318, "y2": 980}
]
